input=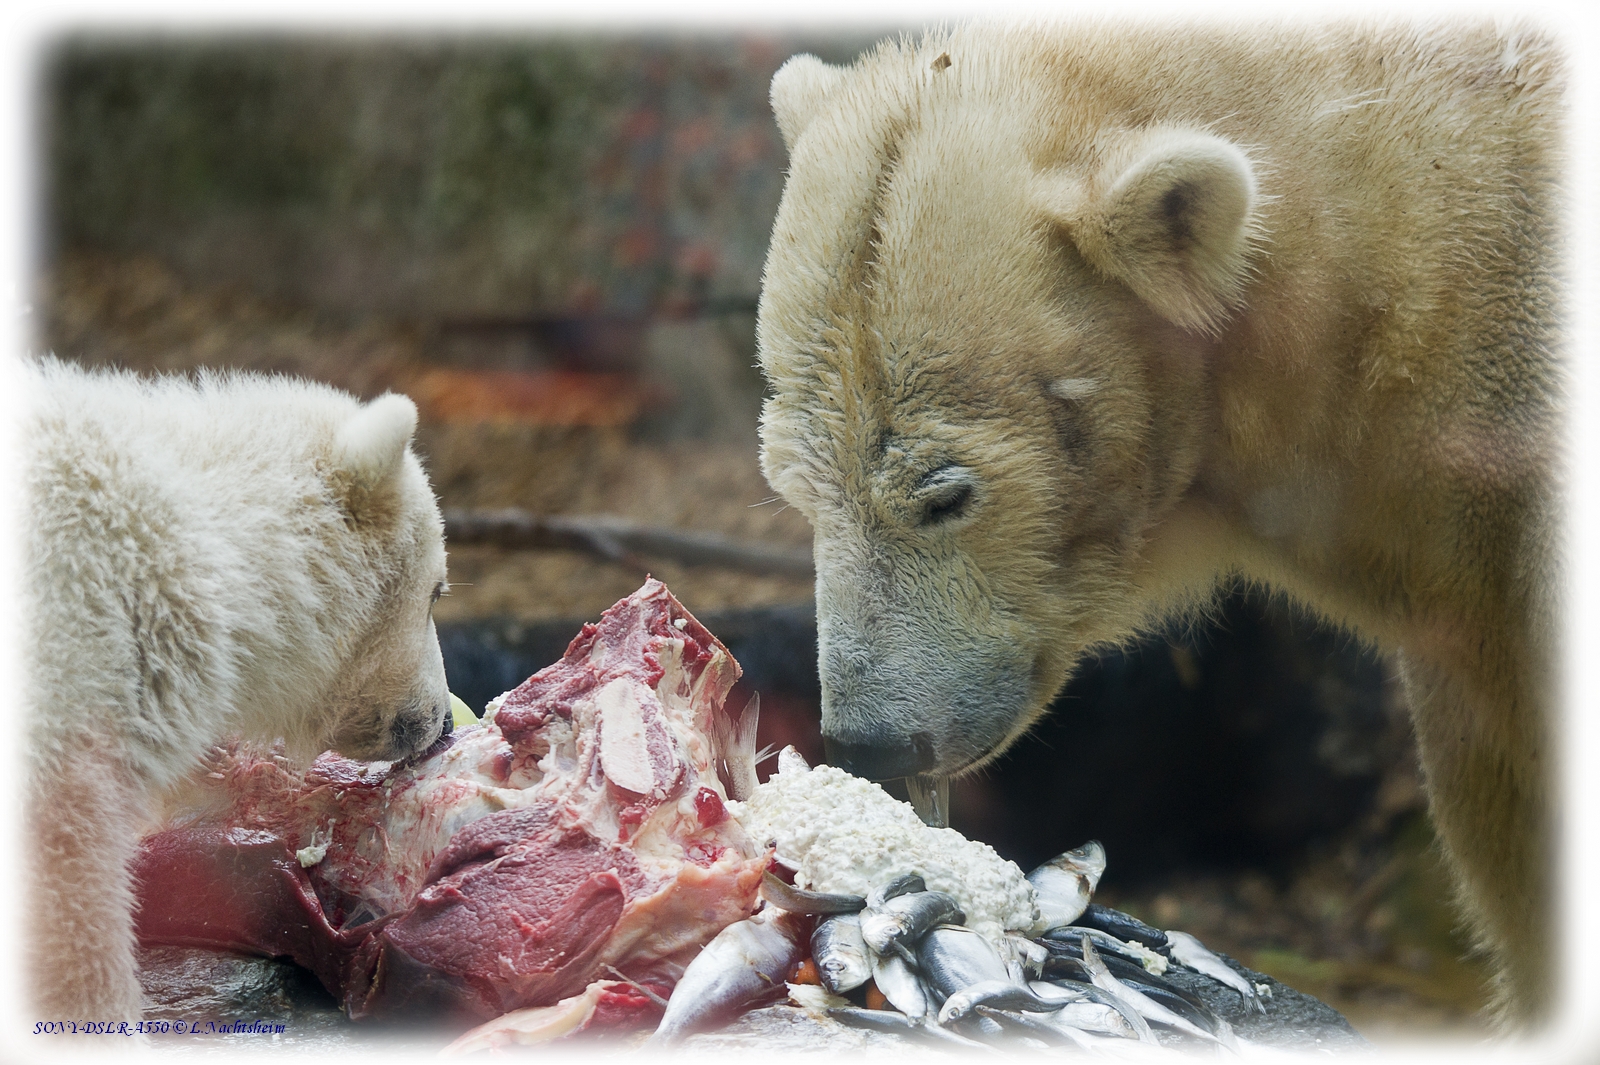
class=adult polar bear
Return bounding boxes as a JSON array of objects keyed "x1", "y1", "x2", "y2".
[
  {"x1": 757, "y1": 23, "x2": 1562, "y2": 1024},
  {"x1": 24, "y1": 359, "x2": 454, "y2": 1024}
]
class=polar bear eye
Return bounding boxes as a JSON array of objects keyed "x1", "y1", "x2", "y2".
[{"x1": 918, "y1": 466, "x2": 977, "y2": 526}]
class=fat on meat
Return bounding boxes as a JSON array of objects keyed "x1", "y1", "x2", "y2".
[{"x1": 132, "y1": 579, "x2": 769, "y2": 1024}]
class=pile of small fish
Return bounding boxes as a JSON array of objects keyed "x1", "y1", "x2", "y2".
[
  {"x1": 646, "y1": 758, "x2": 1268, "y2": 1054},
  {"x1": 444, "y1": 746, "x2": 1272, "y2": 1055}
]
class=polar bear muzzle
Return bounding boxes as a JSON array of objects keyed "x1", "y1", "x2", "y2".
[{"x1": 390, "y1": 693, "x2": 452, "y2": 758}]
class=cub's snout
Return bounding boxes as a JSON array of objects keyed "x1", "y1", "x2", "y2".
[
  {"x1": 327, "y1": 619, "x2": 453, "y2": 762},
  {"x1": 387, "y1": 694, "x2": 452, "y2": 760}
]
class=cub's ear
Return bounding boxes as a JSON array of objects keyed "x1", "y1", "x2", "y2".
[
  {"x1": 330, "y1": 393, "x2": 417, "y2": 518},
  {"x1": 770, "y1": 54, "x2": 845, "y2": 152},
  {"x1": 1039, "y1": 129, "x2": 1262, "y2": 334}
]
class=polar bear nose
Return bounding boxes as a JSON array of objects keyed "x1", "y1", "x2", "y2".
[
  {"x1": 439, "y1": 705, "x2": 454, "y2": 736},
  {"x1": 822, "y1": 730, "x2": 937, "y2": 780}
]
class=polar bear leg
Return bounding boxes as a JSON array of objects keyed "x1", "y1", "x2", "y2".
[
  {"x1": 27, "y1": 741, "x2": 148, "y2": 1031},
  {"x1": 1399, "y1": 653, "x2": 1551, "y2": 1027}
]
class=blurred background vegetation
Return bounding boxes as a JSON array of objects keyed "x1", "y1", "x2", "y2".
[{"x1": 34, "y1": 28, "x2": 1490, "y2": 1041}]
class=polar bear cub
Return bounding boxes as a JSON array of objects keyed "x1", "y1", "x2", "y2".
[{"x1": 22, "y1": 357, "x2": 454, "y2": 1022}]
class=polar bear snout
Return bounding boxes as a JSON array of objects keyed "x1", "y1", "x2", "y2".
[
  {"x1": 817, "y1": 619, "x2": 1035, "y2": 781},
  {"x1": 327, "y1": 671, "x2": 452, "y2": 763},
  {"x1": 822, "y1": 729, "x2": 937, "y2": 780},
  {"x1": 820, "y1": 682, "x2": 1031, "y2": 780},
  {"x1": 387, "y1": 693, "x2": 452, "y2": 760},
  {"x1": 320, "y1": 587, "x2": 454, "y2": 763},
  {"x1": 362, "y1": 635, "x2": 454, "y2": 762}
]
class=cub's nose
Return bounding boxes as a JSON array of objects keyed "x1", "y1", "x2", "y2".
[
  {"x1": 439, "y1": 704, "x2": 454, "y2": 737},
  {"x1": 822, "y1": 730, "x2": 937, "y2": 780}
]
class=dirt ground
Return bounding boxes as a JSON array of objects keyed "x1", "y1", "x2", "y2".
[
  {"x1": 39, "y1": 249, "x2": 817, "y2": 624},
  {"x1": 36, "y1": 249, "x2": 1495, "y2": 1043}
]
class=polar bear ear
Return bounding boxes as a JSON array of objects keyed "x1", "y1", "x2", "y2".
[
  {"x1": 331, "y1": 393, "x2": 417, "y2": 513},
  {"x1": 770, "y1": 54, "x2": 845, "y2": 152},
  {"x1": 1041, "y1": 130, "x2": 1261, "y2": 335}
]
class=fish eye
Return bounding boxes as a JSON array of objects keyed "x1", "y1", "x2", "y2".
[{"x1": 918, "y1": 466, "x2": 977, "y2": 526}]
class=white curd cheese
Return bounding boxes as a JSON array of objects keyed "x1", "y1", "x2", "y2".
[
  {"x1": 730, "y1": 757, "x2": 1037, "y2": 941},
  {"x1": 296, "y1": 841, "x2": 329, "y2": 868}
]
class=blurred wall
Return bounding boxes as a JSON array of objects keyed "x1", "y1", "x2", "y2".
[{"x1": 41, "y1": 32, "x2": 884, "y2": 321}]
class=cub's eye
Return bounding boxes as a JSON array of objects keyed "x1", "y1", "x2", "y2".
[{"x1": 918, "y1": 466, "x2": 977, "y2": 526}]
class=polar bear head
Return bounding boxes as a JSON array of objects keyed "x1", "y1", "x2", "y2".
[
  {"x1": 758, "y1": 35, "x2": 1263, "y2": 781},
  {"x1": 287, "y1": 393, "x2": 453, "y2": 764}
]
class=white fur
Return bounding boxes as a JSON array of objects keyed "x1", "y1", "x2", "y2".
[
  {"x1": 22, "y1": 358, "x2": 451, "y2": 1024},
  {"x1": 757, "y1": 20, "x2": 1562, "y2": 1027},
  {"x1": 770, "y1": 54, "x2": 847, "y2": 151},
  {"x1": 1039, "y1": 128, "x2": 1264, "y2": 334},
  {"x1": 333, "y1": 392, "x2": 418, "y2": 490}
]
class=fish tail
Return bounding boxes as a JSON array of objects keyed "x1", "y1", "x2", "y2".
[{"x1": 718, "y1": 692, "x2": 762, "y2": 801}]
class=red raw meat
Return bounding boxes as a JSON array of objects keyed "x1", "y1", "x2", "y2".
[{"x1": 132, "y1": 580, "x2": 768, "y2": 1024}]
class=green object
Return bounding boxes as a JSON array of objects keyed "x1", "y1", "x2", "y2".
[{"x1": 450, "y1": 692, "x2": 479, "y2": 728}]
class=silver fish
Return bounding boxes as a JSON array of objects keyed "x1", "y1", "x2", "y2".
[
  {"x1": 1077, "y1": 902, "x2": 1169, "y2": 950},
  {"x1": 1028, "y1": 977, "x2": 1149, "y2": 1037},
  {"x1": 972, "y1": 1006, "x2": 1081, "y2": 1047},
  {"x1": 967, "y1": 1014, "x2": 1009, "y2": 1041},
  {"x1": 776, "y1": 745, "x2": 811, "y2": 774},
  {"x1": 860, "y1": 890, "x2": 964, "y2": 957},
  {"x1": 1055, "y1": 925, "x2": 1169, "y2": 974},
  {"x1": 917, "y1": 925, "x2": 1011, "y2": 999},
  {"x1": 1165, "y1": 929, "x2": 1265, "y2": 1013},
  {"x1": 1026, "y1": 840, "x2": 1107, "y2": 933},
  {"x1": 1003, "y1": 933, "x2": 1048, "y2": 980},
  {"x1": 759, "y1": 871, "x2": 866, "y2": 915},
  {"x1": 827, "y1": 1007, "x2": 994, "y2": 1051},
  {"x1": 937, "y1": 979, "x2": 1062, "y2": 1024},
  {"x1": 1029, "y1": 977, "x2": 1139, "y2": 1013},
  {"x1": 811, "y1": 913, "x2": 872, "y2": 994},
  {"x1": 1046, "y1": 1000, "x2": 1141, "y2": 1039},
  {"x1": 650, "y1": 907, "x2": 808, "y2": 1044},
  {"x1": 1076, "y1": 937, "x2": 1160, "y2": 1044},
  {"x1": 870, "y1": 948, "x2": 932, "y2": 1022},
  {"x1": 975, "y1": 1005, "x2": 1126, "y2": 1050},
  {"x1": 865, "y1": 872, "x2": 926, "y2": 910},
  {"x1": 1081, "y1": 936, "x2": 1226, "y2": 1048},
  {"x1": 1026, "y1": 979, "x2": 1091, "y2": 1006}
]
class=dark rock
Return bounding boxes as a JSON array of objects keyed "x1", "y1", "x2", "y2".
[
  {"x1": 139, "y1": 946, "x2": 300, "y2": 1020},
  {"x1": 137, "y1": 947, "x2": 449, "y2": 1052},
  {"x1": 1163, "y1": 954, "x2": 1367, "y2": 1051}
]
